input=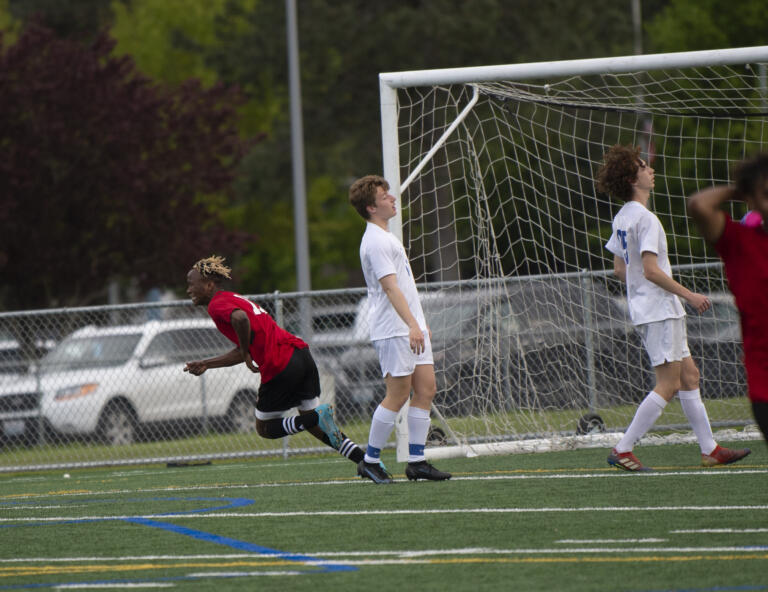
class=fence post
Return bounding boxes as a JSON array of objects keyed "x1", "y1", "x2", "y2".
[
  {"x1": 200, "y1": 373, "x2": 209, "y2": 435},
  {"x1": 35, "y1": 362, "x2": 45, "y2": 446},
  {"x1": 581, "y1": 269, "x2": 597, "y2": 413},
  {"x1": 273, "y1": 291, "x2": 290, "y2": 460}
]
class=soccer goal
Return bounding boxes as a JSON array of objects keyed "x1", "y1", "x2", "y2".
[{"x1": 380, "y1": 46, "x2": 768, "y2": 460}]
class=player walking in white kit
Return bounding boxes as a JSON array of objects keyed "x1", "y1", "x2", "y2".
[{"x1": 598, "y1": 144, "x2": 750, "y2": 471}]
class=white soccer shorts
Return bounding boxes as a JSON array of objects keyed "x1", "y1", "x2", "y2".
[
  {"x1": 373, "y1": 330, "x2": 434, "y2": 377},
  {"x1": 637, "y1": 317, "x2": 691, "y2": 367}
]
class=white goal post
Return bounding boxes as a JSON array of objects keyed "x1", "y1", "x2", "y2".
[{"x1": 380, "y1": 46, "x2": 768, "y2": 461}]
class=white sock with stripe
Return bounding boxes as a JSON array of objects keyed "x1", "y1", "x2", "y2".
[
  {"x1": 407, "y1": 406, "x2": 431, "y2": 462},
  {"x1": 364, "y1": 405, "x2": 397, "y2": 464}
]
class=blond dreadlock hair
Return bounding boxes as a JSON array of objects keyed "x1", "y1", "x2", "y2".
[{"x1": 193, "y1": 255, "x2": 232, "y2": 281}]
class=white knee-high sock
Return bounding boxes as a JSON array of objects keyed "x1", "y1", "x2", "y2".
[
  {"x1": 615, "y1": 391, "x2": 667, "y2": 453},
  {"x1": 364, "y1": 405, "x2": 398, "y2": 464},
  {"x1": 679, "y1": 389, "x2": 716, "y2": 455},
  {"x1": 407, "y1": 406, "x2": 431, "y2": 462}
]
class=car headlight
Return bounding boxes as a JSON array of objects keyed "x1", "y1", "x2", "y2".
[{"x1": 55, "y1": 383, "x2": 99, "y2": 401}]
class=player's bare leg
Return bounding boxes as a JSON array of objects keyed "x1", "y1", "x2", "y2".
[{"x1": 403, "y1": 365, "x2": 451, "y2": 481}]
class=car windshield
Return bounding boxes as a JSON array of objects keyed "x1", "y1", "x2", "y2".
[{"x1": 40, "y1": 333, "x2": 142, "y2": 371}]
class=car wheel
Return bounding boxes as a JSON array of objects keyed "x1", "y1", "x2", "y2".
[
  {"x1": 427, "y1": 426, "x2": 447, "y2": 446},
  {"x1": 576, "y1": 412, "x2": 606, "y2": 435},
  {"x1": 226, "y1": 391, "x2": 257, "y2": 433},
  {"x1": 97, "y1": 401, "x2": 138, "y2": 446}
]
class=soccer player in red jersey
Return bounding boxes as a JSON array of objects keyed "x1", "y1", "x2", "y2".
[
  {"x1": 184, "y1": 255, "x2": 365, "y2": 463},
  {"x1": 688, "y1": 154, "x2": 768, "y2": 444}
]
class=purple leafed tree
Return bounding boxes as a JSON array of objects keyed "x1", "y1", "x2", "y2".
[{"x1": 0, "y1": 22, "x2": 253, "y2": 310}]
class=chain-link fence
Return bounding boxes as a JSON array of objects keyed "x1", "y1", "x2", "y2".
[
  {"x1": 0, "y1": 269, "x2": 749, "y2": 471},
  {"x1": 0, "y1": 289, "x2": 369, "y2": 471}
]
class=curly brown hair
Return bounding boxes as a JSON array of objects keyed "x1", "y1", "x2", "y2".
[
  {"x1": 349, "y1": 175, "x2": 389, "y2": 220},
  {"x1": 734, "y1": 153, "x2": 768, "y2": 199},
  {"x1": 595, "y1": 144, "x2": 642, "y2": 202}
]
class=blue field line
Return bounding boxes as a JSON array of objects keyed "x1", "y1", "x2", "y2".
[
  {"x1": 0, "y1": 494, "x2": 357, "y2": 588},
  {"x1": 123, "y1": 516, "x2": 355, "y2": 572},
  {"x1": 0, "y1": 496, "x2": 256, "y2": 528},
  {"x1": 0, "y1": 495, "x2": 255, "y2": 513}
]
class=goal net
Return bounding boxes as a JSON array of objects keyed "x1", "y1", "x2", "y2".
[{"x1": 380, "y1": 47, "x2": 768, "y2": 456}]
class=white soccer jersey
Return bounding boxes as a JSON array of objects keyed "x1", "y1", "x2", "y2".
[
  {"x1": 605, "y1": 200, "x2": 685, "y2": 325},
  {"x1": 359, "y1": 222, "x2": 426, "y2": 341}
]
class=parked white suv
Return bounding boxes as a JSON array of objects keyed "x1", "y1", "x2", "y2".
[{"x1": 0, "y1": 319, "x2": 261, "y2": 446}]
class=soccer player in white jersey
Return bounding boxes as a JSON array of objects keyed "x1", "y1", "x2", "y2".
[
  {"x1": 348, "y1": 175, "x2": 451, "y2": 483},
  {"x1": 598, "y1": 144, "x2": 750, "y2": 471}
]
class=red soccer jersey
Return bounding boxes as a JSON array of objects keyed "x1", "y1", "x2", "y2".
[
  {"x1": 207, "y1": 291, "x2": 307, "y2": 384},
  {"x1": 715, "y1": 214, "x2": 768, "y2": 403}
]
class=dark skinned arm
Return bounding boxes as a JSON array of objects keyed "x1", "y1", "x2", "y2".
[
  {"x1": 230, "y1": 309, "x2": 260, "y2": 373},
  {"x1": 184, "y1": 308, "x2": 260, "y2": 375}
]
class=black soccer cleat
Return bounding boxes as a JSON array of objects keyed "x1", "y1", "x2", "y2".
[
  {"x1": 357, "y1": 460, "x2": 394, "y2": 484},
  {"x1": 405, "y1": 460, "x2": 451, "y2": 481}
]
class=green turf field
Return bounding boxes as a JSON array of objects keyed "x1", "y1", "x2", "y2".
[{"x1": 0, "y1": 440, "x2": 766, "y2": 591}]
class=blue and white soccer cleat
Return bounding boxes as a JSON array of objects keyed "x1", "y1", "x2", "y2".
[
  {"x1": 357, "y1": 460, "x2": 394, "y2": 484},
  {"x1": 315, "y1": 403, "x2": 342, "y2": 450}
]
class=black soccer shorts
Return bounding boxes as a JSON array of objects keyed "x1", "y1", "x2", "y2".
[{"x1": 256, "y1": 347, "x2": 321, "y2": 414}]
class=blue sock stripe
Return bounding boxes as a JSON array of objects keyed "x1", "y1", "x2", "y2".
[
  {"x1": 409, "y1": 443, "x2": 425, "y2": 457},
  {"x1": 366, "y1": 445, "x2": 381, "y2": 459}
]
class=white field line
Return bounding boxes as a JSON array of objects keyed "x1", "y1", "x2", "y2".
[
  {"x1": 54, "y1": 584, "x2": 175, "y2": 589},
  {"x1": 108, "y1": 459, "x2": 347, "y2": 478},
  {"x1": 1, "y1": 459, "x2": 347, "y2": 484},
  {"x1": 313, "y1": 549, "x2": 768, "y2": 565},
  {"x1": 4, "y1": 468, "x2": 768, "y2": 503},
  {"x1": 0, "y1": 555, "x2": 258, "y2": 563},
  {"x1": 672, "y1": 528, "x2": 768, "y2": 534},
  {"x1": 186, "y1": 571, "x2": 301, "y2": 577},
  {"x1": 11, "y1": 535, "x2": 767, "y2": 565},
  {"x1": 6, "y1": 544, "x2": 768, "y2": 570},
  {"x1": 3, "y1": 504, "x2": 768, "y2": 523},
  {"x1": 5, "y1": 505, "x2": 88, "y2": 511},
  {"x1": 555, "y1": 538, "x2": 667, "y2": 543}
]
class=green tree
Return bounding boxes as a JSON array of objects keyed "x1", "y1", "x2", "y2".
[
  {"x1": 7, "y1": 0, "x2": 112, "y2": 40},
  {"x1": 0, "y1": 22, "x2": 252, "y2": 310},
  {"x1": 190, "y1": 0, "x2": 656, "y2": 292},
  {"x1": 0, "y1": 0, "x2": 20, "y2": 42},
  {"x1": 645, "y1": 0, "x2": 768, "y2": 260},
  {"x1": 647, "y1": 0, "x2": 768, "y2": 52},
  {"x1": 112, "y1": 0, "x2": 233, "y2": 87},
  {"x1": 3, "y1": 0, "x2": 680, "y2": 302}
]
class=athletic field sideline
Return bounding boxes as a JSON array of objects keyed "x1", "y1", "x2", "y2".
[{"x1": 0, "y1": 441, "x2": 765, "y2": 592}]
